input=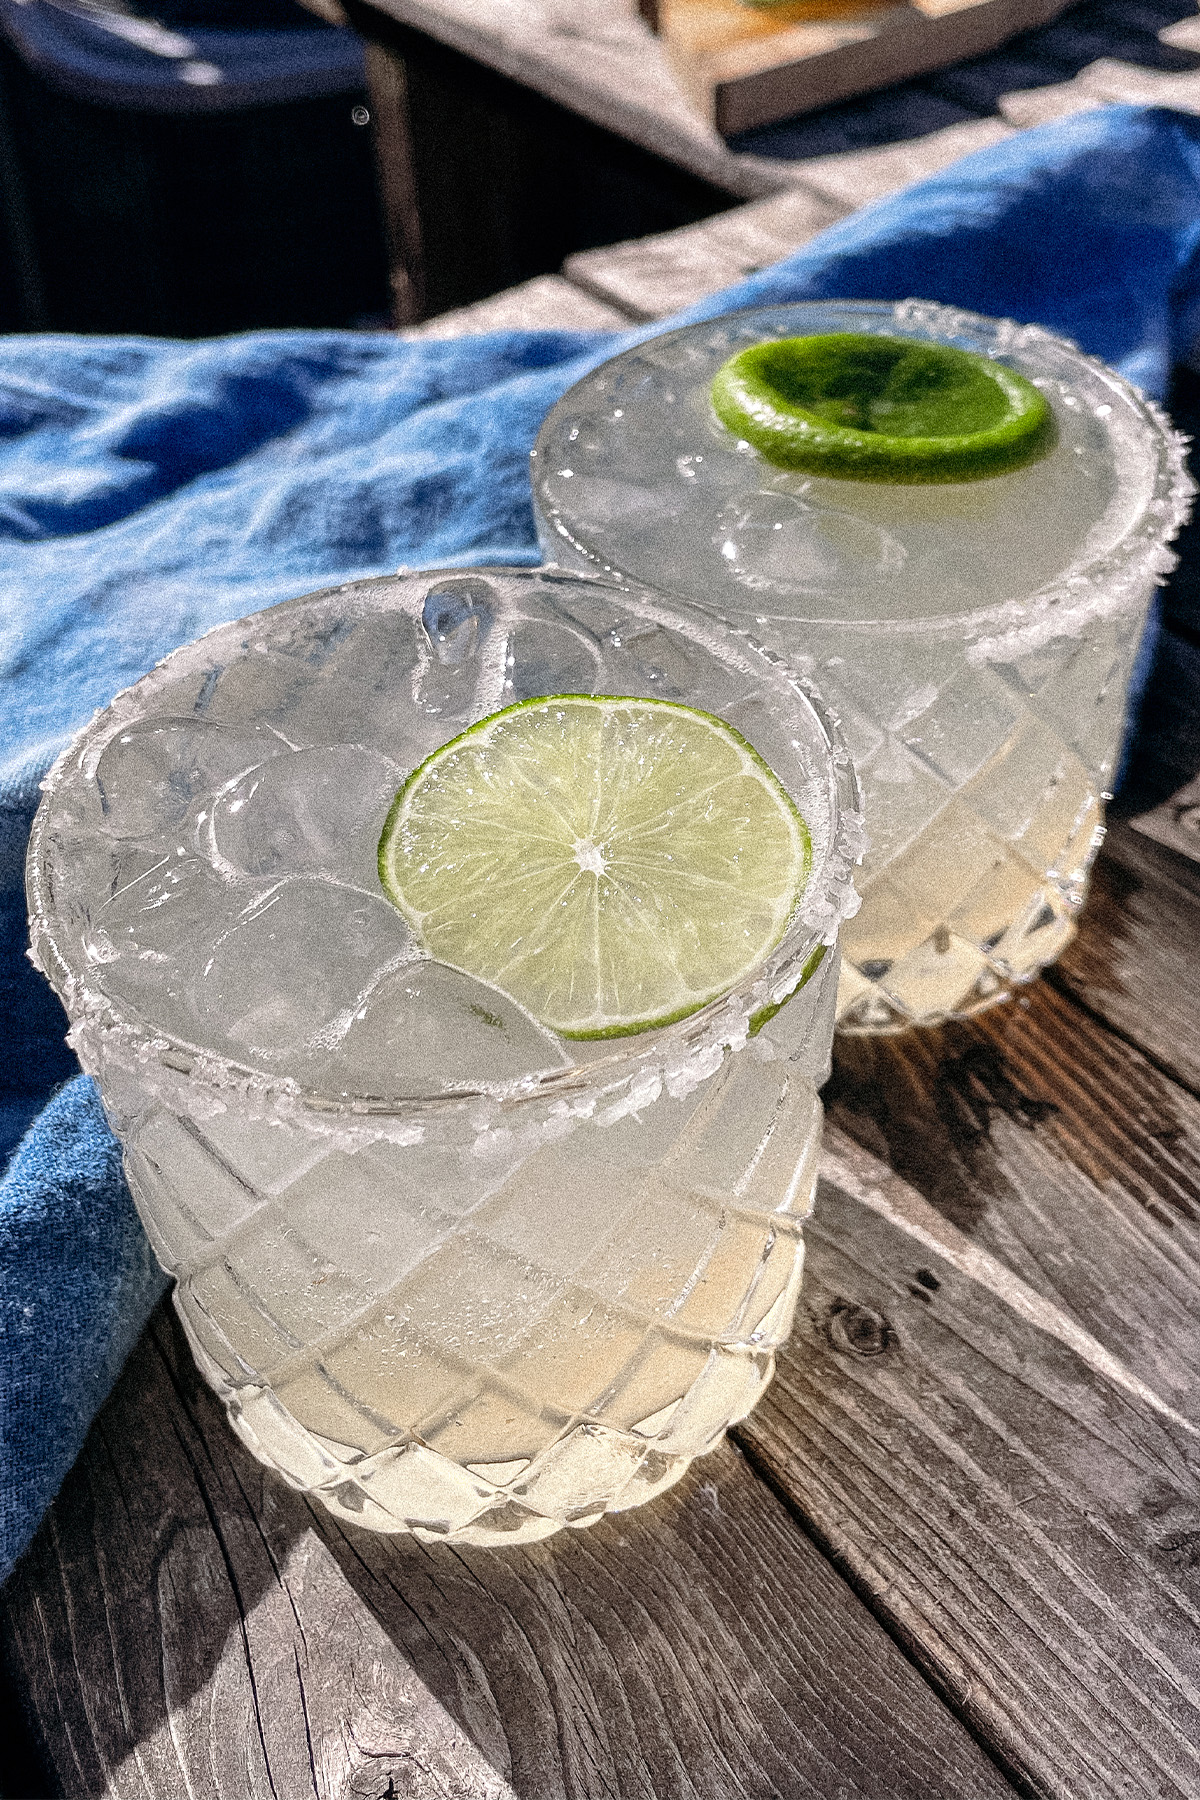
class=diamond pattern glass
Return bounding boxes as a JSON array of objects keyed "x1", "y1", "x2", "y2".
[
  {"x1": 531, "y1": 299, "x2": 1191, "y2": 1030},
  {"x1": 28, "y1": 568, "x2": 860, "y2": 1544}
]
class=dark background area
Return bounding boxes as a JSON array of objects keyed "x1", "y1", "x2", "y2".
[
  {"x1": 0, "y1": 34, "x2": 390, "y2": 336},
  {"x1": 0, "y1": 0, "x2": 1198, "y2": 338}
]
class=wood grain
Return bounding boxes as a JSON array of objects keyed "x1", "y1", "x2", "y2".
[
  {"x1": 363, "y1": 38, "x2": 427, "y2": 326},
  {"x1": 404, "y1": 274, "x2": 634, "y2": 338},
  {"x1": 737, "y1": 1143, "x2": 1200, "y2": 1800},
  {"x1": 827, "y1": 969, "x2": 1200, "y2": 1420},
  {"x1": 1129, "y1": 773, "x2": 1200, "y2": 869},
  {"x1": 1052, "y1": 821, "x2": 1200, "y2": 1100},
  {"x1": 658, "y1": 0, "x2": 1073, "y2": 137},
  {"x1": 0, "y1": 1305, "x2": 1013, "y2": 1800},
  {"x1": 730, "y1": 939, "x2": 1200, "y2": 1800},
  {"x1": 559, "y1": 114, "x2": 1012, "y2": 323},
  {"x1": 355, "y1": 0, "x2": 789, "y2": 204},
  {"x1": 350, "y1": 3, "x2": 740, "y2": 321},
  {"x1": 563, "y1": 184, "x2": 847, "y2": 321}
]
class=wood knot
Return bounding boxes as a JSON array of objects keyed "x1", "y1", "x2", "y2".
[{"x1": 827, "y1": 1300, "x2": 893, "y2": 1358}]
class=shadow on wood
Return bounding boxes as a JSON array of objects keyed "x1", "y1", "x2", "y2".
[
  {"x1": 788, "y1": 880, "x2": 1200, "y2": 1798},
  {"x1": 828, "y1": 943, "x2": 1200, "y2": 1399},
  {"x1": 1, "y1": 1302, "x2": 1011, "y2": 1798},
  {"x1": 1051, "y1": 822, "x2": 1200, "y2": 1098}
]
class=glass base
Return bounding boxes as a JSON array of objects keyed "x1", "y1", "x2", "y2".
[
  {"x1": 836, "y1": 912, "x2": 1078, "y2": 1033},
  {"x1": 178, "y1": 1300, "x2": 767, "y2": 1545}
]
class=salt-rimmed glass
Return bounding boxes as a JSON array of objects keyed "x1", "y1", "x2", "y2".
[
  {"x1": 28, "y1": 566, "x2": 860, "y2": 1545},
  {"x1": 532, "y1": 299, "x2": 1193, "y2": 1031}
]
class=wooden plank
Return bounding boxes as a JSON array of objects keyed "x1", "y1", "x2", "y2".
[
  {"x1": 350, "y1": 4, "x2": 742, "y2": 320},
  {"x1": 927, "y1": 48, "x2": 1075, "y2": 113},
  {"x1": 655, "y1": 0, "x2": 1075, "y2": 136},
  {"x1": 1160, "y1": 14, "x2": 1200, "y2": 50},
  {"x1": 1082, "y1": 55, "x2": 1200, "y2": 107},
  {"x1": 293, "y1": 0, "x2": 352, "y2": 22},
  {"x1": 0, "y1": 1305, "x2": 1016, "y2": 1800},
  {"x1": 999, "y1": 76, "x2": 1102, "y2": 125},
  {"x1": 1027, "y1": 10, "x2": 1193, "y2": 66},
  {"x1": 355, "y1": 0, "x2": 792, "y2": 203},
  {"x1": 826, "y1": 971, "x2": 1200, "y2": 1402},
  {"x1": 737, "y1": 1117, "x2": 1200, "y2": 1800},
  {"x1": 404, "y1": 274, "x2": 634, "y2": 338},
  {"x1": 745, "y1": 908, "x2": 1200, "y2": 1797},
  {"x1": 563, "y1": 183, "x2": 848, "y2": 320},
  {"x1": 789, "y1": 114, "x2": 1014, "y2": 208},
  {"x1": 1130, "y1": 773, "x2": 1200, "y2": 867},
  {"x1": 1052, "y1": 819, "x2": 1200, "y2": 1099},
  {"x1": 993, "y1": 47, "x2": 1200, "y2": 130},
  {"x1": 363, "y1": 38, "x2": 427, "y2": 327}
]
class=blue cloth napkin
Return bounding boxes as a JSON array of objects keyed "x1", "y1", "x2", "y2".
[{"x1": 5, "y1": 103, "x2": 1200, "y2": 1582}]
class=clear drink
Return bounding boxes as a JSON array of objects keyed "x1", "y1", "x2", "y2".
[
  {"x1": 28, "y1": 567, "x2": 859, "y2": 1544},
  {"x1": 531, "y1": 299, "x2": 1192, "y2": 1031}
]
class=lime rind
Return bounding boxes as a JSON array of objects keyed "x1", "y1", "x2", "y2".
[
  {"x1": 379, "y1": 694, "x2": 812, "y2": 1041},
  {"x1": 711, "y1": 332, "x2": 1056, "y2": 483},
  {"x1": 747, "y1": 942, "x2": 827, "y2": 1037}
]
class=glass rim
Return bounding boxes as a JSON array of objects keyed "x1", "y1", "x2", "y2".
[
  {"x1": 531, "y1": 297, "x2": 1194, "y2": 663},
  {"x1": 27, "y1": 566, "x2": 863, "y2": 1132}
]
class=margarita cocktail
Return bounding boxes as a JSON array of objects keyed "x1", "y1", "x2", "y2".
[
  {"x1": 28, "y1": 567, "x2": 859, "y2": 1544},
  {"x1": 532, "y1": 300, "x2": 1191, "y2": 1030}
]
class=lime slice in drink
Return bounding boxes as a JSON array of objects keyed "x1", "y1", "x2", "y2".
[
  {"x1": 711, "y1": 332, "x2": 1055, "y2": 482},
  {"x1": 378, "y1": 695, "x2": 811, "y2": 1040}
]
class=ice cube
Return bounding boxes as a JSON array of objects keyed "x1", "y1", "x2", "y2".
[
  {"x1": 715, "y1": 492, "x2": 905, "y2": 594},
  {"x1": 506, "y1": 614, "x2": 607, "y2": 702},
  {"x1": 190, "y1": 877, "x2": 416, "y2": 1070},
  {"x1": 329, "y1": 958, "x2": 571, "y2": 1096},
  {"x1": 93, "y1": 718, "x2": 288, "y2": 836},
  {"x1": 207, "y1": 744, "x2": 401, "y2": 886},
  {"x1": 413, "y1": 576, "x2": 508, "y2": 724},
  {"x1": 93, "y1": 855, "x2": 249, "y2": 1042},
  {"x1": 190, "y1": 601, "x2": 401, "y2": 741},
  {"x1": 194, "y1": 595, "x2": 443, "y2": 762}
]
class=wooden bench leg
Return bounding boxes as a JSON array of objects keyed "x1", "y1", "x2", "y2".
[
  {"x1": 347, "y1": 0, "x2": 735, "y2": 325},
  {"x1": 363, "y1": 39, "x2": 426, "y2": 327}
]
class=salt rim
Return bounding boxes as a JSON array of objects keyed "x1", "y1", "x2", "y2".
[
  {"x1": 26, "y1": 572, "x2": 863, "y2": 1153},
  {"x1": 532, "y1": 297, "x2": 1194, "y2": 667}
]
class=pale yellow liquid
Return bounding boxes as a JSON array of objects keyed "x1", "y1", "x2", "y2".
[{"x1": 118, "y1": 1011, "x2": 827, "y2": 1544}]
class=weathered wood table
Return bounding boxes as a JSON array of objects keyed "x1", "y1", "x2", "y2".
[
  {"x1": 5, "y1": 71, "x2": 1200, "y2": 1796},
  {"x1": 3, "y1": 816, "x2": 1199, "y2": 1798}
]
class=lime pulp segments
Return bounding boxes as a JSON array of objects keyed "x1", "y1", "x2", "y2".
[
  {"x1": 710, "y1": 332, "x2": 1055, "y2": 482},
  {"x1": 378, "y1": 695, "x2": 812, "y2": 1039}
]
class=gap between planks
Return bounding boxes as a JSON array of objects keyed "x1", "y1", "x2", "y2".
[
  {"x1": 818, "y1": 1123, "x2": 1200, "y2": 1441},
  {"x1": 734, "y1": 951, "x2": 1200, "y2": 1799}
]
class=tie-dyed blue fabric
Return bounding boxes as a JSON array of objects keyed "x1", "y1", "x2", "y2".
[{"x1": 5, "y1": 104, "x2": 1200, "y2": 1581}]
